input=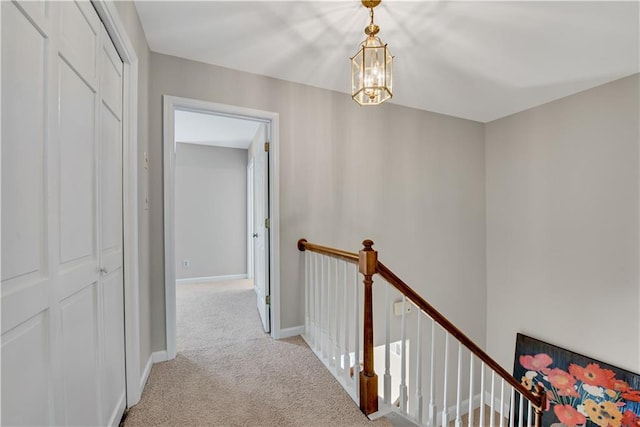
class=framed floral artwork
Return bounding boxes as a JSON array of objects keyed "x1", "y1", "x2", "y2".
[{"x1": 512, "y1": 333, "x2": 640, "y2": 427}]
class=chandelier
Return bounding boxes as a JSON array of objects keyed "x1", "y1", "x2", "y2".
[{"x1": 350, "y1": 0, "x2": 393, "y2": 106}]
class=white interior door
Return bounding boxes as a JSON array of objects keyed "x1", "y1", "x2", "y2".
[
  {"x1": 252, "y1": 124, "x2": 270, "y2": 333},
  {"x1": 1, "y1": 2, "x2": 126, "y2": 425},
  {"x1": 247, "y1": 161, "x2": 254, "y2": 280}
]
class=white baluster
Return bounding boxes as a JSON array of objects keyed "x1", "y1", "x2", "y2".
[
  {"x1": 415, "y1": 312, "x2": 423, "y2": 424},
  {"x1": 314, "y1": 254, "x2": 319, "y2": 351},
  {"x1": 354, "y1": 264, "x2": 360, "y2": 399},
  {"x1": 489, "y1": 371, "x2": 495, "y2": 427},
  {"x1": 479, "y1": 363, "x2": 485, "y2": 427},
  {"x1": 306, "y1": 251, "x2": 315, "y2": 342},
  {"x1": 327, "y1": 258, "x2": 334, "y2": 364},
  {"x1": 527, "y1": 401, "x2": 532, "y2": 427},
  {"x1": 313, "y1": 253, "x2": 319, "y2": 350},
  {"x1": 304, "y1": 252, "x2": 309, "y2": 337},
  {"x1": 518, "y1": 392, "x2": 524, "y2": 427},
  {"x1": 333, "y1": 259, "x2": 340, "y2": 374},
  {"x1": 442, "y1": 332, "x2": 450, "y2": 427},
  {"x1": 325, "y1": 258, "x2": 331, "y2": 362},
  {"x1": 343, "y1": 261, "x2": 350, "y2": 385},
  {"x1": 318, "y1": 255, "x2": 324, "y2": 356},
  {"x1": 509, "y1": 387, "x2": 515, "y2": 427},
  {"x1": 455, "y1": 342, "x2": 462, "y2": 427},
  {"x1": 500, "y1": 379, "x2": 505, "y2": 427},
  {"x1": 322, "y1": 256, "x2": 328, "y2": 359},
  {"x1": 399, "y1": 295, "x2": 408, "y2": 413},
  {"x1": 384, "y1": 283, "x2": 391, "y2": 405},
  {"x1": 428, "y1": 319, "x2": 437, "y2": 426},
  {"x1": 468, "y1": 355, "x2": 474, "y2": 427}
]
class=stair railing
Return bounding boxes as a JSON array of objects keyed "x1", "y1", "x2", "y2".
[{"x1": 298, "y1": 238, "x2": 546, "y2": 427}]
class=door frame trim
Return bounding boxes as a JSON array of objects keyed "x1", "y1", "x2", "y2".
[
  {"x1": 162, "y1": 96, "x2": 281, "y2": 360},
  {"x1": 92, "y1": 0, "x2": 142, "y2": 407}
]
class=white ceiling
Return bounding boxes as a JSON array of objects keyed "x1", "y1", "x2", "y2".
[
  {"x1": 136, "y1": 1, "x2": 639, "y2": 123},
  {"x1": 175, "y1": 110, "x2": 262, "y2": 149}
]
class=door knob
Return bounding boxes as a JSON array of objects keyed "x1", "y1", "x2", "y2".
[
  {"x1": 253, "y1": 233, "x2": 258, "y2": 238},
  {"x1": 100, "y1": 267, "x2": 108, "y2": 275}
]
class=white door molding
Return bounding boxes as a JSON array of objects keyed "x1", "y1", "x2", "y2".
[
  {"x1": 163, "y1": 96, "x2": 281, "y2": 359},
  {"x1": 91, "y1": 0, "x2": 141, "y2": 408}
]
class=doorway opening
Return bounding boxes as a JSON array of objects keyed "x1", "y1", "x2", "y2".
[{"x1": 163, "y1": 97, "x2": 281, "y2": 359}]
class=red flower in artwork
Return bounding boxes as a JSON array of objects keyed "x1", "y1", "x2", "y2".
[
  {"x1": 520, "y1": 353, "x2": 553, "y2": 373},
  {"x1": 622, "y1": 409, "x2": 640, "y2": 427},
  {"x1": 613, "y1": 379, "x2": 631, "y2": 393},
  {"x1": 569, "y1": 363, "x2": 616, "y2": 388},
  {"x1": 622, "y1": 390, "x2": 640, "y2": 403},
  {"x1": 554, "y1": 404, "x2": 587, "y2": 427},
  {"x1": 548, "y1": 368, "x2": 579, "y2": 396}
]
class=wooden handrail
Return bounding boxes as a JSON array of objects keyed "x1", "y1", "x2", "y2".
[
  {"x1": 298, "y1": 238, "x2": 546, "y2": 423},
  {"x1": 297, "y1": 239, "x2": 359, "y2": 264}
]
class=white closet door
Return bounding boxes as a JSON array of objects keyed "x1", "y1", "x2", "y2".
[
  {"x1": 1, "y1": 2, "x2": 126, "y2": 426},
  {"x1": 99, "y1": 25, "x2": 126, "y2": 427},
  {"x1": 1, "y1": 2, "x2": 58, "y2": 425},
  {"x1": 57, "y1": 3, "x2": 102, "y2": 424}
]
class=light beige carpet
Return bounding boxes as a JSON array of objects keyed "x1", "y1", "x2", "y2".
[{"x1": 124, "y1": 279, "x2": 391, "y2": 427}]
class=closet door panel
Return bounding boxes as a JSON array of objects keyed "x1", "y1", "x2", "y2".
[
  {"x1": 102, "y1": 270, "x2": 126, "y2": 424},
  {"x1": 59, "y1": 284, "x2": 100, "y2": 426},
  {"x1": 58, "y1": 58, "x2": 96, "y2": 268},
  {"x1": 101, "y1": 36, "x2": 122, "y2": 119},
  {"x1": 1, "y1": 0, "x2": 47, "y2": 287},
  {"x1": 100, "y1": 106, "x2": 122, "y2": 262},
  {"x1": 59, "y1": 1, "x2": 99, "y2": 88},
  {"x1": 0, "y1": 313, "x2": 51, "y2": 426}
]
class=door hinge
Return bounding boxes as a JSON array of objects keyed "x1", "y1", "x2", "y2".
[
  {"x1": 264, "y1": 141, "x2": 270, "y2": 152},
  {"x1": 266, "y1": 295, "x2": 271, "y2": 305},
  {"x1": 265, "y1": 218, "x2": 270, "y2": 229}
]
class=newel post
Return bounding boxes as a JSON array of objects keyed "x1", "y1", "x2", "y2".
[
  {"x1": 359, "y1": 239, "x2": 378, "y2": 415},
  {"x1": 533, "y1": 383, "x2": 546, "y2": 427}
]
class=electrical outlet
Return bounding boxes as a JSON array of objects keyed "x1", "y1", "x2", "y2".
[
  {"x1": 393, "y1": 300, "x2": 412, "y2": 316},
  {"x1": 182, "y1": 260, "x2": 190, "y2": 268}
]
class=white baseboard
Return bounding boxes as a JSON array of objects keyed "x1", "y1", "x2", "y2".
[
  {"x1": 138, "y1": 351, "x2": 170, "y2": 398},
  {"x1": 413, "y1": 393, "x2": 482, "y2": 426},
  {"x1": 176, "y1": 274, "x2": 248, "y2": 284},
  {"x1": 139, "y1": 353, "x2": 154, "y2": 393},
  {"x1": 274, "y1": 325, "x2": 304, "y2": 339},
  {"x1": 152, "y1": 350, "x2": 169, "y2": 363},
  {"x1": 484, "y1": 390, "x2": 512, "y2": 418},
  {"x1": 442, "y1": 393, "x2": 483, "y2": 424},
  {"x1": 364, "y1": 390, "x2": 485, "y2": 426}
]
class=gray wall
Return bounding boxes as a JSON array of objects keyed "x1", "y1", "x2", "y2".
[
  {"x1": 148, "y1": 52, "x2": 487, "y2": 352},
  {"x1": 485, "y1": 74, "x2": 640, "y2": 373},
  {"x1": 112, "y1": 0, "x2": 152, "y2": 378},
  {"x1": 175, "y1": 143, "x2": 247, "y2": 279}
]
